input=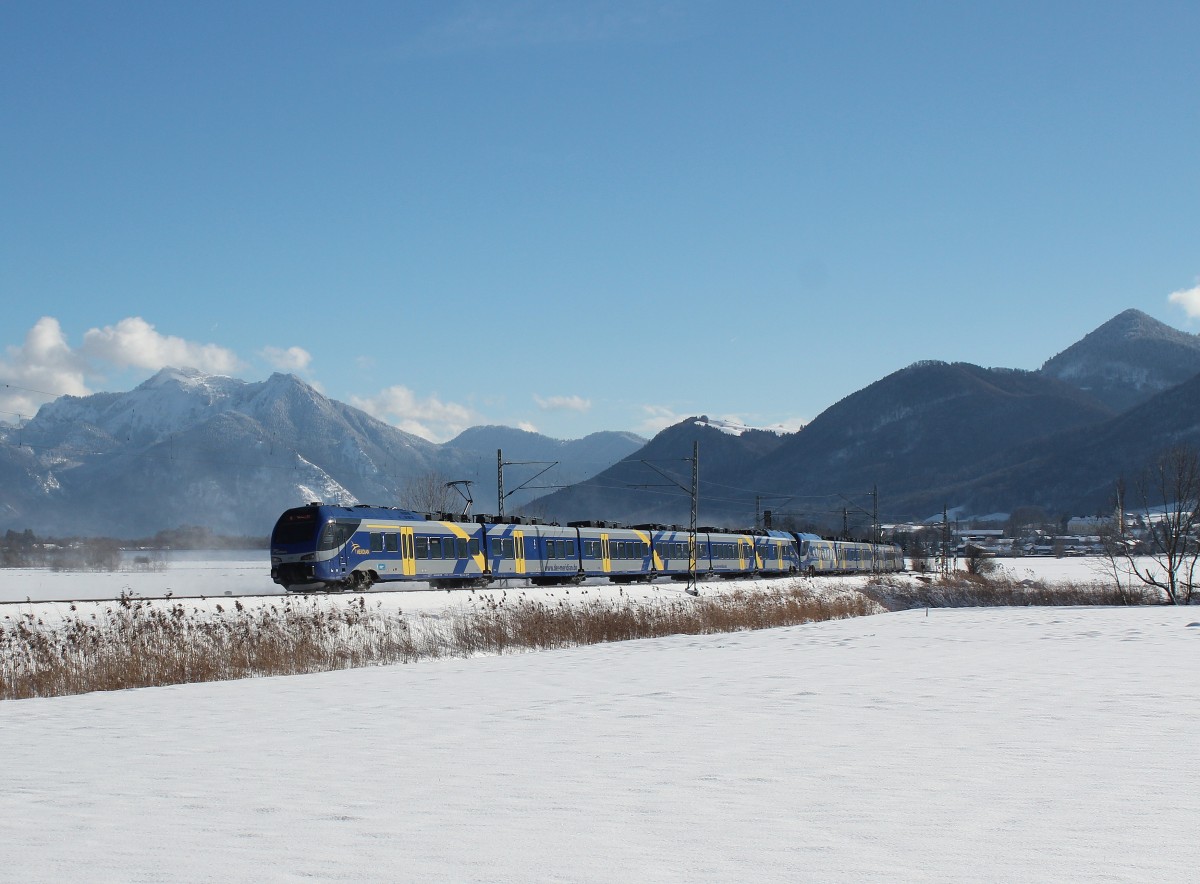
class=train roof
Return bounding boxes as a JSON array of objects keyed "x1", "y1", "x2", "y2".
[{"x1": 298, "y1": 502, "x2": 429, "y2": 522}]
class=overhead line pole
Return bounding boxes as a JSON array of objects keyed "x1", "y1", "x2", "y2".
[
  {"x1": 497, "y1": 449, "x2": 504, "y2": 520},
  {"x1": 633, "y1": 442, "x2": 700, "y2": 596},
  {"x1": 496, "y1": 448, "x2": 561, "y2": 520},
  {"x1": 688, "y1": 440, "x2": 699, "y2": 597}
]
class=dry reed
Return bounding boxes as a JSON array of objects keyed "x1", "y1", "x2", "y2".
[
  {"x1": 861, "y1": 572, "x2": 1158, "y2": 611},
  {"x1": 1, "y1": 584, "x2": 872, "y2": 701}
]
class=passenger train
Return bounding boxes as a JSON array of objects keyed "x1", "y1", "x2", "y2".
[{"x1": 270, "y1": 503, "x2": 904, "y2": 592}]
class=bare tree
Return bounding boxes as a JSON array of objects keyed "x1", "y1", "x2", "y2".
[
  {"x1": 400, "y1": 470, "x2": 458, "y2": 514},
  {"x1": 1105, "y1": 445, "x2": 1200, "y2": 605},
  {"x1": 963, "y1": 543, "x2": 996, "y2": 577}
]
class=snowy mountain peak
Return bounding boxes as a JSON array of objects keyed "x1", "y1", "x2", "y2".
[
  {"x1": 138, "y1": 366, "x2": 245, "y2": 399},
  {"x1": 692, "y1": 415, "x2": 793, "y2": 437},
  {"x1": 1040, "y1": 308, "x2": 1200, "y2": 412}
]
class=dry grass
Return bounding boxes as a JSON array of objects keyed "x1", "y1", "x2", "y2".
[
  {"x1": 861, "y1": 572, "x2": 1159, "y2": 611},
  {"x1": 1, "y1": 584, "x2": 873, "y2": 701}
]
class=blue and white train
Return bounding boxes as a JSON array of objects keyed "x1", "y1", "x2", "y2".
[{"x1": 270, "y1": 503, "x2": 904, "y2": 592}]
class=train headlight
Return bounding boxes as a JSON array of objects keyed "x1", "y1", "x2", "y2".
[
  {"x1": 301, "y1": 554, "x2": 315, "y2": 562},
  {"x1": 271, "y1": 557, "x2": 282, "y2": 566}
]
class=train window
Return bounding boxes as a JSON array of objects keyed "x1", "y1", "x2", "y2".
[
  {"x1": 456, "y1": 538, "x2": 468, "y2": 558},
  {"x1": 385, "y1": 534, "x2": 399, "y2": 553},
  {"x1": 443, "y1": 538, "x2": 455, "y2": 559},
  {"x1": 317, "y1": 525, "x2": 338, "y2": 551},
  {"x1": 469, "y1": 538, "x2": 480, "y2": 557},
  {"x1": 415, "y1": 536, "x2": 429, "y2": 558},
  {"x1": 318, "y1": 521, "x2": 356, "y2": 551},
  {"x1": 370, "y1": 533, "x2": 383, "y2": 553},
  {"x1": 547, "y1": 540, "x2": 557, "y2": 559},
  {"x1": 490, "y1": 538, "x2": 502, "y2": 557},
  {"x1": 501, "y1": 537, "x2": 514, "y2": 558},
  {"x1": 429, "y1": 537, "x2": 442, "y2": 558},
  {"x1": 565, "y1": 540, "x2": 575, "y2": 557}
]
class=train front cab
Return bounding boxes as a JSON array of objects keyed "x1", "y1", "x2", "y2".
[
  {"x1": 271, "y1": 504, "x2": 433, "y2": 591},
  {"x1": 270, "y1": 505, "x2": 335, "y2": 589}
]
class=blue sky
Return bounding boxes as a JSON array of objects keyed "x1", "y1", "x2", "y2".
[{"x1": 2, "y1": 1, "x2": 1198, "y2": 442}]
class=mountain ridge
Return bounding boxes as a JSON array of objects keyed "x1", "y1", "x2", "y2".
[{"x1": 2, "y1": 308, "x2": 1198, "y2": 535}]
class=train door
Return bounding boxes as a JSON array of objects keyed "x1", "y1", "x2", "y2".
[
  {"x1": 335, "y1": 523, "x2": 352, "y2": 575},
  {"x1": 513, "y1": 530, "x2": 526, "y2": 575},
  {"x1": 401, "y1": 527, "x2": 415, "y2": 576},
  {"x1": 601, "y1": 533, "x2": 611, "y2": 573}
]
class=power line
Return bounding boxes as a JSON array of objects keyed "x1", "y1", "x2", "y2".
[{"x1": 1, "y1": 381, "x2": 66, "y2": 399}]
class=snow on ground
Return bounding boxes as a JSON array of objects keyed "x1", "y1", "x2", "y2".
[
  {"x1": 0, "y1": 550, "x2": 273, "y2": 603},
  {"x1": 2, "y1": 605, "x2": 1197, "y2": 882}
]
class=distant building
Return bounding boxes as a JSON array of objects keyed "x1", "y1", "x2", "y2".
[{"x1": 1066, "y1": 516, "x2": 1113, "y2": 534}]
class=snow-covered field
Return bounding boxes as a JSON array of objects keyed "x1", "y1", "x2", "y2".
[
  {"x1": 0, "y1": 550, "x2": 273, "y2": 603},
  {"x1": 3, "y1": 604, "x2": 1197, "y2": 882}
]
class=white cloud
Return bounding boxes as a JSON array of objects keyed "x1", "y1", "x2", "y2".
[
  {"x1": 636, "y1": 404, "x2": 687, "y2": 435},
  {"x1": 517, "y1": 421, "x2": 540, "y2": 434},
  {"x1": 0, "y1": 318, "x2": 90, "y2": 421},
  {"x1": 350, "y1": 385, "x2": 476, "y2": 443},
  {"x1": 81, "y1": 317, "x2": 241, "y2": 374},
  {"x1": 534, "y1": 393, "x2": 591, "y2": 413},
  {"x1": 1168, "y1": 283, "x2": 1200, "y2": 319},
  {"x1": 0, "y1": 316, "x2": 248, "y2": 424},
  {"x1": 261, "y1": 346, "x2": 313, "y2": 373}
]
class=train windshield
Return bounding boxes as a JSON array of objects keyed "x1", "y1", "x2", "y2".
[{"x1": 272, "y1": 508, "x2": 320, "y2": 545}]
